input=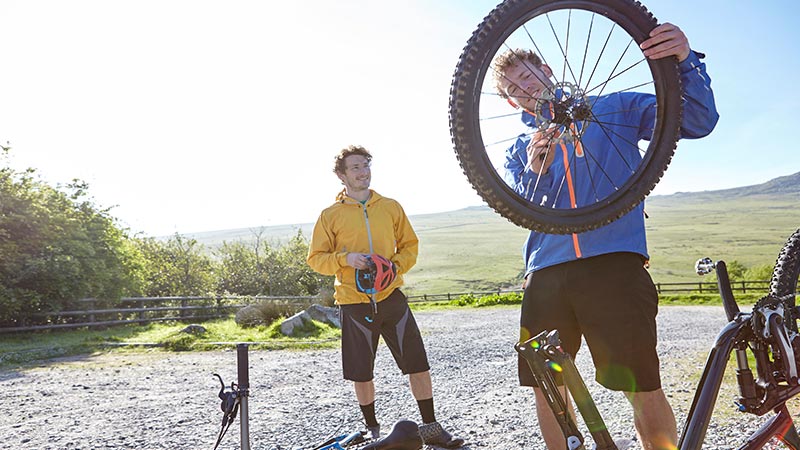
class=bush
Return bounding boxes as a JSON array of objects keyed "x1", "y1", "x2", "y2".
[
  {"x1": 159, "y1": 332, "x2": 197, "y2": 351},
  {"x1": 449, "y1": 294, "x2": 477, "y2": 307},
  {"x1": 318, "y1": 288, "x2": 336, "y2": 307},
  {"x1": 450, "y1": 292, "x2": 522, "y2": 307},
  {"x1": 234, "y1": 299, "x2": 309, "y2": 328}
]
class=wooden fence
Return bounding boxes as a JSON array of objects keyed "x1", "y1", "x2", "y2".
[
  {"x1": 0, "y1": 296, "x2": 318, "y2": 334},
  {"x1": 0, "y1": 280, "x2": 792, "y2": 333}
]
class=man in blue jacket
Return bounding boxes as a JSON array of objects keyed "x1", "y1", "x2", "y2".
[{"x1": 494, "y1": 23, "x2": 719, "y2": 450}]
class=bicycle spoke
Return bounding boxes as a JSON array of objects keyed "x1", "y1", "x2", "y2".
[
  {"x1": 577, "y1": 14, "x2": 595, "y2": 88},
  {"x1": 585, "y1": 55, "x2": 648, "y2": 97}
]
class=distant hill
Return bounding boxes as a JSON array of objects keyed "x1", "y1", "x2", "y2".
[
  {"x1": 658, "y1": 171, "x2": 800, "y2": 200},
  {"x1": 181, "y1": 223, "x2": 315, "y2": 249},
  {"x1": 185, "y1": 172, "x2": 800, "y2": 294}
]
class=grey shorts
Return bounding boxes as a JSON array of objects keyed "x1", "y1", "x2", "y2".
[
  {"x1": 339, "y1": 289, "x2": 430, "y2": 382},
  {"x1": 518, "y1": 252, "x2": 661, "y2": 392}
]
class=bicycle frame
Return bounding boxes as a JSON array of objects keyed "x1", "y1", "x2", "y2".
[{"x1": 519, "y1": 260, "x2": 800, "y2": 450}]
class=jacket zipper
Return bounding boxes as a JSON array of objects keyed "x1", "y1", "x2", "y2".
[
  {"x1": 362, "y1": 204, "x2": 375, "y2": 254},
  {"x1": 362, "y1": 204, "x2": 378, "y2": 315}
]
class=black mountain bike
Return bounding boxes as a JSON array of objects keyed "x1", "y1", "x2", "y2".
[
  {"x1": 449, "y1": 0, "x2": 683, "y2": 234},
  {"x1": 517, "y1": 228, "x2": 800, "y2": 449}
]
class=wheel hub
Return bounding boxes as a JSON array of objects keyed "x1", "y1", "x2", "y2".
[{"x1": 534, "y1": 82, "x2": 591, "y2": 143}]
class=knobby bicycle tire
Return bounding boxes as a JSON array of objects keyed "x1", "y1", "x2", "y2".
[
  {"x1": 770, "y1": 229, "x2": 800, "y2": 306},
  {"x1": 449, "y1": 0, "x2": 682, "y2": 234}
]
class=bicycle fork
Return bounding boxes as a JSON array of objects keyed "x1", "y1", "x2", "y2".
[{"x1": 516, "y1": 330, "x2": 618, "y2": 450}]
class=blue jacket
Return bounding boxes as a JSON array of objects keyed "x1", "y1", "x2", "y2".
[{"x1": 505, "y1": 51, "x2": 719, "y2": 275}]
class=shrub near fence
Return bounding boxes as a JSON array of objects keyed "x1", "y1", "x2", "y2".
[{"x1": 1, "y1": 281, "x2": 796, "y2": 333}]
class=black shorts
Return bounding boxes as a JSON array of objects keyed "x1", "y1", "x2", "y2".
[
  {"x1": 339, "y1": 289, "x2": 430, "y2": 382},
  {"x1": 518, "y1": 252, "x2": 661, "y2": 392}
]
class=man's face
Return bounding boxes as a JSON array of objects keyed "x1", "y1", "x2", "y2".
[
  {"x1": 499, "y1": 60, "x2": 554, "y2": 112},
  {"x1": 337, "y1": 154, "x2": 371, "y2": 192}
]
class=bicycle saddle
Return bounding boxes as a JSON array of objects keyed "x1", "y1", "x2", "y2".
[{"x1": 362, "y1": 420, "x2": 422, "y2": 450}]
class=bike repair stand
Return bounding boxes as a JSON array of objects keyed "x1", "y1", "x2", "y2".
[
  {"x1": 516, "y1": 330, "x2": 618, "y2": 450},
  {"x1": 212, "y1": 343, "x2": 251, "y2": 450},
  {"x1": 238, "y1": 343, "x2": 251, "y2": 450}
]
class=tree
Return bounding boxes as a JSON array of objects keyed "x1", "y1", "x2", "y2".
[
  {"x1": 132, "y1": 234, "x2": 215, "y2": 297},
  {"x1": 215, "y1": 229, "x2": 332, "y2": 297},
  {"x1": 744, "y1": 264, "x2": 775, "y2": 284},
  {"x1": 0, "y1": 149, "x2": 143, "y2": 324},
  {"x1": 274, "y1": 230, "x2": 333, "y2": 296},
  {"x1": 215, "y1": 239, "x2": 274, "y2": 295}
]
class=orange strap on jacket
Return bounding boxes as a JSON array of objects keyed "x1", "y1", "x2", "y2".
[{"x1": 559, "y1": 141, "x2": 582, "y2": 258}]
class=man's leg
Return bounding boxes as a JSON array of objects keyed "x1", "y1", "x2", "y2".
[
  {"x1": 408, "y1": 370, "x2": 463, "y2": 448},
  {"x1": 624, "y1": 389, "x2": 677, "y2": 450},
  {"x1": 409, "y1": 370, "x2": 437, "y2": 425},
  {"x1": 409, "y1": 370, "x2": 432, "y2": 400},
  {"x1": 340, "y1": 301, "x2": 380, "y2": 437},
  {"x1": 354, "y1": 380, "x2": 375, "y2": 405},
  {"x1": 533, "y1": 386, "x2": 574, "y2": 450},
  {"x1": 354, "y1": 380, "x2": 380, "y2": 439}
]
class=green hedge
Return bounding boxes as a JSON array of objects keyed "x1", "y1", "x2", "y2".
[{"x1": 450, "y1": 291, "x2": 766, "y2": 308}]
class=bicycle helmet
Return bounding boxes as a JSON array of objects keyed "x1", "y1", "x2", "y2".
[{"x1": 355, "y1": 254, "x2": 397, "y2": 294}]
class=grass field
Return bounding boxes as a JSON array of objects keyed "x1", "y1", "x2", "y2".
[
  {"x1": 645, "y1": 193, "x2": 799, "y2": 282},
  {"x1": 185, "y1": 173, "x2": 800, "y2": 295}
]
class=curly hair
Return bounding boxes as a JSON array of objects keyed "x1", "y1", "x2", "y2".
[
  {"x1": 492, "y1": 48, "x2": 543, "y2": 99},
  {"x1": 333, "y1": 145, "x2": 372, "y2": 175}
]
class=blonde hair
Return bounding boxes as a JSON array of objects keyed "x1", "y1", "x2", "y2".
[
  {"x1": 333, "y1": 145, "x2": 372, "y2": 174},
  {"x1": 492, "y1": 48, "x2": 543, "y2": 99}
]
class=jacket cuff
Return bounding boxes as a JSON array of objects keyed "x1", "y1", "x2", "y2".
[
  {"x1": 678, "y1": 50, "x2": 705, "y2": 73},
  {"x1": 337, "y1": 252, "x2": 349, "y2": 268}
]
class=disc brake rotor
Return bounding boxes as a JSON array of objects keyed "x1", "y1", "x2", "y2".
[{"x1": 533, "y1": 82, "x2": 592, "y2": 145}]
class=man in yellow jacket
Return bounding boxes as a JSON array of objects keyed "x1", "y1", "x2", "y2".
[{"x1": 307, "y1": 145, "x2": 463, "y2": 448}]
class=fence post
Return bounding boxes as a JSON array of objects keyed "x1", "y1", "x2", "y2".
[
  {"x1": 698, "y1": 283, "x2": 703, "y2": 293},
  {"x1": 741, "y1": 281, "x2": 746, "y2": 294},
  {"x1": 86, "y1": 298, "x2": 96, "y2": 324},
  {"x1": 138, "y1": 299, "x2": 146, "y2": 325}
]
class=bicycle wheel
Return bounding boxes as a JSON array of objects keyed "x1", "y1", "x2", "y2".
[
  {"x1": 449, "y1": 0, "x2": 682, "y2": 234},
  {"x1": 770, "y1": 229, "x2": 800, "y2": 306}
]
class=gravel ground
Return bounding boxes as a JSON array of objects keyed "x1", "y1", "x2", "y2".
[{"x1": 0, "y1": 305, "x2": 793, "y2": 449}]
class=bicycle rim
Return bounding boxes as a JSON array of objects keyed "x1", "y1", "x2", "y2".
[{"x1": 449, "y1": 0, "x2": 681, "y2": 234}]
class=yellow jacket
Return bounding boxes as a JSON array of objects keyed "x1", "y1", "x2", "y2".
[{"x1": 307, "y1": 189, "x2": 418, "y2": 305}]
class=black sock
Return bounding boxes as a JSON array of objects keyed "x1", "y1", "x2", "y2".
[
  {"x1": 360, "y1": 402, "x2": 379, "y2": 427},
  {"x1": 417, "y1": 398, "x2": 436, "y2": 424}
]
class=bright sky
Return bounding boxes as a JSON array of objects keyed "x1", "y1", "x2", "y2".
[{"x1": 2, "y1": 0, "x2": 798, "y2": 236}]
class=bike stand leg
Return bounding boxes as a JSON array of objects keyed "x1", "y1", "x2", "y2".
[
  {"x1": 517, "y1": 334, "x2": 587, "y2": 449},
  {"x1": 546, "y1": 343, "x2": 617, "y2": 450},
  {"x1": 518, "y1": 331, "x2": 619, "y2": 450},
  {"x1": 238, "y1": 343, "x2": 251, "y2": 450}
]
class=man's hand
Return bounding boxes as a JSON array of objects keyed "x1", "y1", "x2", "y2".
[
  {"x1": 346, "y1": 252, "x2": 371, "y2": 270},
  {"x1": 525, "y1": 126, "x2": 559, "y2": 174},
  {"x1": 640, "y1": 22, "x2": 690, "y2": 63}
]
